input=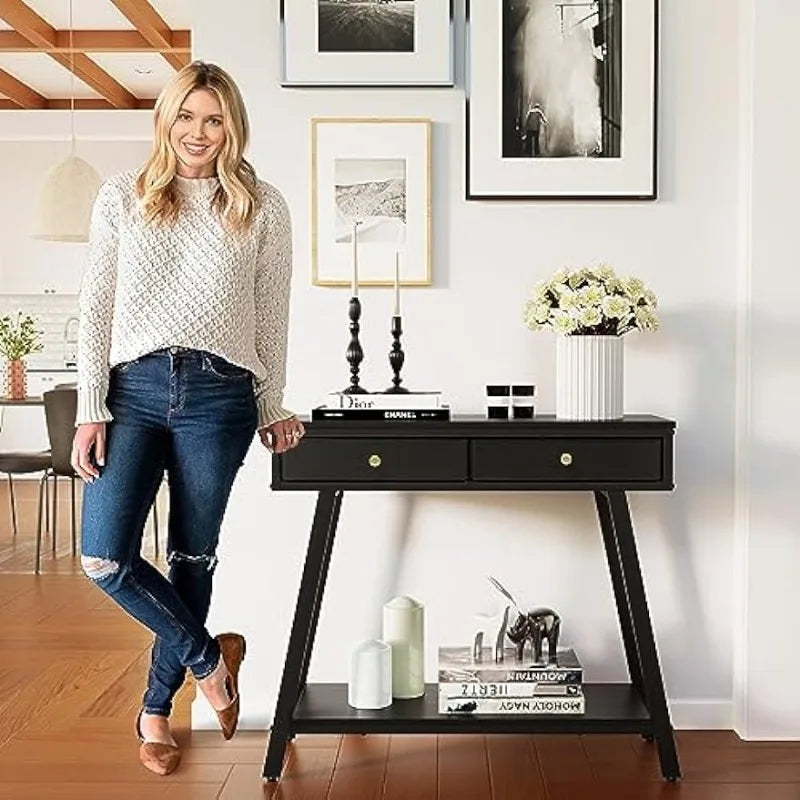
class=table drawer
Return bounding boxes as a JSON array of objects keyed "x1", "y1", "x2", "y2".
[
  {"x1": 281, "y1": 438, "x2": 469, "y2": 483},
  {"x1": 471, "y1": 438, "x2": 663, "y2": 483}
]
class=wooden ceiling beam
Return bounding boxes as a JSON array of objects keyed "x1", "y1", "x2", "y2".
[
  {"x1": 50, "y1": 51, "x2": 138, "y2": 108},
  {"x1": 0, "y1": 97, "x2": 155, "y2": 109},
  {"x1": 0, "y1": 29, "x2": 191, "y2": 54},
  {"x1": 47, "y1": 97, "x2": 155, "y2": 110},
  {"x1": 0, "y1": 0, "x2": 139, "y2": 108},
  {"x1": 0, "y1": 66, "x2": 44, "y2": 108},
  {"x1": 0, "y1": 30, "x2": 37, "y2": 50},
  {"x1": 109, "y1": 0, "x2": 188, "y2": 70},
  {"x1": 0, "y1": 0, "x2": 56, "y2": 49}
]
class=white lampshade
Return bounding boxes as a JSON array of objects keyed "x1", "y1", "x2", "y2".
[{"x1": 34, "y1": 155, "x2": 103, "y2": 243}]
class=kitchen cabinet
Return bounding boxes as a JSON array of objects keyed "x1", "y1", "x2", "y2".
[{"x1": 0, "y1": 257, "x2": 84, "y2": 295}]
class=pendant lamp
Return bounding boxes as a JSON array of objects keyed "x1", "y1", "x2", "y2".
[{"x1": 33, "y1": 0, "x2": 102, "y2": 242}]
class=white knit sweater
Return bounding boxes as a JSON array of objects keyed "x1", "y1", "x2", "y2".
[{"x1": 76, "y1": 170, "x2": 294, "y2": 429}]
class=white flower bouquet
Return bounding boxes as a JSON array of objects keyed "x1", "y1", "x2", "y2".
[
  {"x1": 523, "y1": 264, "x2": 659, "y2": 336},
  {"x1": 0, "y1": 311, "x2": 44, "y2": 361}
]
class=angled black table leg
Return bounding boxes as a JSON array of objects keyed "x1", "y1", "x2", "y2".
[
  {"x1": 594, "y1": 491, "x2": 644, "y2": 698},
  {"x1": 263, "y1": 489, "x2": 342, "y2": 782},
  {"x1": 285, "y1": 489, "x2": 342, "y2": 745},
  {"x1": 298, "y1": 490, "x2": 343, "y2": 696},
  {"x1": 607, "y1": 491, "x2": 681, "y2": 782}
]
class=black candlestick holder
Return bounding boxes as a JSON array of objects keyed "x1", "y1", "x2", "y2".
[
  {"x1": 341, "y1": 295, "x2": 368, "y2": 394},
  {"x1": 385, "y1": 314, "x2": 409, "y2": 393}
]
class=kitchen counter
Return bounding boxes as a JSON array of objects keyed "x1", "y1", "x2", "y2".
[{"x1": 0, "y1": 396, "x2": 44, "y2": 405}]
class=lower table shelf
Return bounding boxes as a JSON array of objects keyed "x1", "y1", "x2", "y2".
[
  {"x1": 264, "y1": 485, "x2": 680, "y2": 782},
  {"x1": 291, "y1": 682, "x2": 651, "y2": 735}
]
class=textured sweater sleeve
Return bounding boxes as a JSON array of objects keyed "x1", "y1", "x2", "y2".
[
  {"x1": 75, "y1": 181, "x2": 120, "y2": 425},
  {"x1": 253, "y1": 184, "x2": 295, "y2": 429}
]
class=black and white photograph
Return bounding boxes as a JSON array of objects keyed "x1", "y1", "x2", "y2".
[
  {"x1": 280, "y1": 0, "x2": 452, "y2": 86},
  {"x1": 318, "y1": 0, "x2": 415, "y2": 53},
  {"x1": 466, "y1": 0, "x2": 656, "y2": 199},
  {"x1": 312, "y1": 118, "x2": 431, "y2": 286},
  {"x1": 503, "y1": 0, "x2": 621, "y2": 159},
  {"x1": 334, "y1": 158, "x2": 407, "y2": 244}
]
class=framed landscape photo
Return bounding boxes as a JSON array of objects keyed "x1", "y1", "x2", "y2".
[
  {"x1": 281, "y1": 0, "x2": 454, "y2": 87},
  {"x1": 311, "y1": 118, "x2": 431, "y2": 287},
  {"x1": 466, "y1": 0, "x2": 658, "y2": 200}
]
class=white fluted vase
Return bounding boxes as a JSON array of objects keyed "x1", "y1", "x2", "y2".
[{"x1": 555, "y1": 335, "x2": 623, "y2": 420}]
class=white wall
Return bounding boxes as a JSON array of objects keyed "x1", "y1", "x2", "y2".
[
  {"x1": 192, "y1": 0, "x2": 742, "y2": 731},
  {"x1": 0, "y1": 0, "x2": 749, "y2": 733},
  {"x1": 735, "y1": 0, "x2": 800, "y2": 739},
  {"x1": 0, "y1": 140, "x2": 151, "y2": 294}
]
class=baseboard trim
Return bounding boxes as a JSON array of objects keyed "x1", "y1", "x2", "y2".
[{"x1": 670, "y1": 699, "x2": 733, "y2": 730}]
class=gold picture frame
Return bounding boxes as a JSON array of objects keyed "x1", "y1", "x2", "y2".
[{"x1": 311, "y1": 117, "x2": 432, "y2": 288}]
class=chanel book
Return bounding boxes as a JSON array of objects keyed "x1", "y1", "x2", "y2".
[{"x1": 312, "y1": 406, "x2": 450, "y2": 422}]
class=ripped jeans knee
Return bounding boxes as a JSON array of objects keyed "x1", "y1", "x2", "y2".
[
  {"x1": 81, "y1": 554, "x2": 121, "y2": 581},
  {"x1": 167, "y1": 550, "x2": 218, "y2": 572}
]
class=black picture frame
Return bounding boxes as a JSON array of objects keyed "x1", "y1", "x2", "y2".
[{"x1": 465, "y1": 0, "x2": 659, "y2": 201}]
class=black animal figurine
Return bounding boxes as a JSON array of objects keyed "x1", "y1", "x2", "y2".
[
  {"x1": 473, "y1": 605, "x2": 510, "y2": 663},
  {"x1": 487, "y1": 576, "x2": 563, "y2": 664},
  {"x1": 506, "y1": 607, "x2": 561, "y2": 664}
]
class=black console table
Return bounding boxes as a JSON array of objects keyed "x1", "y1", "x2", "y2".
[{"x1": 263, "y1": 414, "x2": 680, "y2": 782}]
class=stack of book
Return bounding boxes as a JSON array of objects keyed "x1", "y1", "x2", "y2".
[
  {"x1": 312, "y1": 391, "x2": 450, "y2": 421},
  {"x1": 438, "y1": 646, "x2": 585, "y2": 715}
]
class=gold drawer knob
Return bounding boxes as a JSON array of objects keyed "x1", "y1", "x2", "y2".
[
  {"x1": 368, "y1": 454, "x2": 382, "y2": 468},
  {"x1": 560, "y1": 452, "x2": 573, "y2": 467}
]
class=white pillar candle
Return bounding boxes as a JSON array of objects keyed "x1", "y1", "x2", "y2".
[
  {"x1": 348, "y1": 638, "x2": 392, "y2": 709},
  {"x1": 351, "y1": 221, "x2": 359, "y2": 297},
  {"x1": 382, "y1": 595, "x2": 424, "y2": 699},
  {"x1": 394, "y1": 251, "x2": 400, "y2": 316}
]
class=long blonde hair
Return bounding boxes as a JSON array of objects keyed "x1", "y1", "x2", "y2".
[{"x1": 136, "y1": 61, "x2": 259, "y2": 233}]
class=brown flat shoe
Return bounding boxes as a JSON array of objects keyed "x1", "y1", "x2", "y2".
[
  {"x1": 214, "y1": 632, "x2": 246, "y2": 740},
  {"x1": 135, "y1": 708, "x2": 180, "y2": 776}
]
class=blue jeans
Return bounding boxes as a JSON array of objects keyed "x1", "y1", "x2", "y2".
[{"x1": 80, "y1": 347, "x2": 257, "y2": 716}]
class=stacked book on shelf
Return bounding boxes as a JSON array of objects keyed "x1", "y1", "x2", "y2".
[
  {"x1": 312, "y1": 391, "x2": 450, "y2": 421},
  {"x1": 438, "y1": 646, "x2": 585, "y2": 715}
]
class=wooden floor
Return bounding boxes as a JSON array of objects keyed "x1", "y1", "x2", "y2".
[{"x1": 1, "y1": 480, "x2": 800, "y2": 799}]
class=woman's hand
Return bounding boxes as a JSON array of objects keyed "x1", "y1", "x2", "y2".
[
  {"x1": 258, "y1": 417, "x2": 305, "y2": 453},
  {"x1": 71, "y1": 422, "x2": 107, "y2": 483}
]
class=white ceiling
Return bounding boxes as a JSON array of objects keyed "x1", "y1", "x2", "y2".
[
  {"x1": 19, "y1": 0, "x2": 191, "y2": 30},
  {"x1": 0, "y1": 53, "x2": 103, "y2": 98},
  {"x1": 23, "y1": 0, "x2": 132, "y2": 29},
  {"x1": 88, "y1": 51, "x2": 176, "y2": 97},
  {"x1": 147, "y1": 1, "x2": 191, "y2": 31},
  {"x1": 0, "y1": 0, "x2": 192, "y2": 101}
]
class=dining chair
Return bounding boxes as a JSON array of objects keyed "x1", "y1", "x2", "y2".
[
  {"x1": 0, "y1": 453, "x2": 51, "y2": 550},
  {"x1": 42, "y1": 387, "x2": 161, "y2": 569},
  {"x1": 42, "y1": 387, "x2": 79, "y2": 569}
]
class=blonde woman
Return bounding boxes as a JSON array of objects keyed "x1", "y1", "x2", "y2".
[{"x1": 71, "y1": 61, "x2": 304, "y2": 776}]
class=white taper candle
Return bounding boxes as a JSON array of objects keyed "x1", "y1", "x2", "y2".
[
  {"x1": 351, "y1": 222, "x2": 358, "y2": 297},
  {"x1": 394, "y1": 251, "x2": 400, "y2": 316}
]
